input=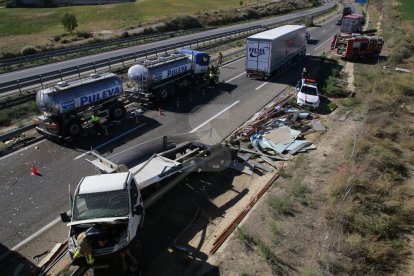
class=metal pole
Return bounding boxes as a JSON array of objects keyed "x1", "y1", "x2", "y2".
[{"x1": 365, "y1": 0, "x2": 369, "y2": 15}]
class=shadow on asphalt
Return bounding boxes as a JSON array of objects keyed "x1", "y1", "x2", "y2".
[
  {"x1": 58, "y1": 115, "x2": 161, "y2": 152},
  {"x1": 0, "y1": 243, "x2": 38, "y2": 276},
  {"x1": 307, "y1": 38, "x2": 319, "y2": 45},
  {"x1": 140, "y1": 167, "x2": 242, "y2": 276},
  {"x1": 155, "y1": 83, "x2": 238, "y2": 114}
]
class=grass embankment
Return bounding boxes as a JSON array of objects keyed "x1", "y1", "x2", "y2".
[
  {"x1": 401, "y1": 0, "x2": 414, "y2": 21},
  {"x1": 0, "y1": 101, "x2": 38, "y2": 127},
  {"x1": 0, "y1": 0, "x2": 319, "y2": 56},
  {"x1": 0, "y1": 0, "x2": 259, "y2": 53},
  {"x1": 323, "y1": 0, "x2": 414, "y2": 274}
]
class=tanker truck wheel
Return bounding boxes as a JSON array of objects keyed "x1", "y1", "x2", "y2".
[
  {"x1": 109, "y1": 104, "x2": 126, "y2": 120},
  {"x1": 65, "y1": 120, "x2": 82, "y2": 137}
]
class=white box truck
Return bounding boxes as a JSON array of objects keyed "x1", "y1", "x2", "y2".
[{"x1": 245, "y1": 25, "x2": 307, "y2": 79}]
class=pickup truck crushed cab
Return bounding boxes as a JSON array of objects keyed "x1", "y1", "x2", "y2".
[{"x1": 61, "y1": 172, "x2": 144, "y2": 266}]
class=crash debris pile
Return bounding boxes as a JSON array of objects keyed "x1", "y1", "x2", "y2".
[{"x1": 227, "y1": 95, "x2": 326, "y2": 174}]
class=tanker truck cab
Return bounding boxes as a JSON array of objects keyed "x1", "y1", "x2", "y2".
[
  {"x1": 61, "y1": 172, "x2": 144, "y2": 264},
  {"x1": 35, "y1": 73, "x2": 126, "y2": 139},
  {"x1": 176, "y1": 49, "x2": 210, "y2": 74}
]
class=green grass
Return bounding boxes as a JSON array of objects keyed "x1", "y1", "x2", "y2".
[
  {"x1": 0, "y1": 0, "x2": 258, "y2": 36},
  {"x1": 400, "y1": 0, "x2": 414, "y2": 21}
]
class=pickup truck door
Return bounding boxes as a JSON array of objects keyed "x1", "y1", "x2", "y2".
[{"x1": 128, "y1": 178, "x2": 143, "y2": 240}]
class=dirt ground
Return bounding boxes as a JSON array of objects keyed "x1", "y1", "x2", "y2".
[{"x1": 212, "y1": 83, "x2": 359, "y2": 275}]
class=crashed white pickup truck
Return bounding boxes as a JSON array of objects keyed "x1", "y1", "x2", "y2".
[
  {"x1": 60, "y1": 139, "x2": 230, "y2": 267},
  {"x1": 60, "y1": 172, "x2": 144, "y2": 265}
]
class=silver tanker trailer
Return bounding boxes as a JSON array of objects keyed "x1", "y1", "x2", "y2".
[
  {"x1": 128, "y1": 49, "x2": 211, "y2": 104},
  {"x1": 35, "y1": 73, "x2": 126, "y2": 138}
]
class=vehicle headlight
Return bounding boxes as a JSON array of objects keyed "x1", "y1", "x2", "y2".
[
  {"x1": 68, "y1": 237, "x2": 76, "y2": 254},
  {"x1": 298, "y1": 97, "x2": 305, "y2": 103},
  {"x1": 118, "y1": 233, "x2": 129, "y2": 249}
]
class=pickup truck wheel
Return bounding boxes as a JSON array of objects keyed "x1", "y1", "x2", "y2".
[
  {"x1": 109, "y1": 104, "x2": 126, "y2": 120},
  {"x1": 65, "y1": 120, "x2": 82, "y2": 137}
]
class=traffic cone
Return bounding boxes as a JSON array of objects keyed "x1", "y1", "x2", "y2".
[
  {"x1": 158, "y1": 108, "x2": 163, "y2": 116},
  {"x1": 31, "y1": 164, "x2": 41, "y2": 176}
]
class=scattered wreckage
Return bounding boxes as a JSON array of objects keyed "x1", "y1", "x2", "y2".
[{"x1": 230, "y1": 94, "x2": 325, "y2": 163}]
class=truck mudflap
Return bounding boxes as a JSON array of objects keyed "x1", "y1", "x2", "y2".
[
  {"x1": 35, "y1": 126, "x2": 61, "y2": 140},
  {"x1": 245, "y1": 70, "x2": 269, "y2": 79}
]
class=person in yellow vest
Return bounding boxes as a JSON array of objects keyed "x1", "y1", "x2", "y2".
[
  {"x1": 91, "y1": 112, "x2": 102, "y2": 135},
  {"x1": 218, "y1": 52, "x2": 223, "y2": 66},
  {"x1": 72, "y1": 231, "x2": 95, "y2": 266}
]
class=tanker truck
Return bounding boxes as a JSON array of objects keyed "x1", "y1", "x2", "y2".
[
  {"x1": 35, "y1": 73, "x2": 127, "y2": 138},
  {"x1": 127, "y1": 49, "x2": 212, "y2": 105}
]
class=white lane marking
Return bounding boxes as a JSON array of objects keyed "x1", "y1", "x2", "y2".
[
  {"x1": 321, "y1": 29, "x2": 327, "y2": 34},
  {"x1": 189, "y1": 101, "x2": 240, "y2": 133},
  {"x1": 256, "y1": 81, "x2": 269, "y2": 90},
  {"x1": 0, "y1": 139, "x2": 45, "y2": 162},
  {"x1": 74, "y1": 123, "x2": 147, "y2": 160},
  {"x1": 225, "y1": 72, "x2": 246, "y2": 83},
  {"x1": 223, "y1": 56, "x2": 245, "y2": 67},
  {"x1": 315, "y1": 36, "x2": 333, "y2": 51},
  {"x1": 8, "y1": 216, "x2": 61, "y2": 256}
]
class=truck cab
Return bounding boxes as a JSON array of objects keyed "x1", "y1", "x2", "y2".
[
  {"x1": 61, "y1": 172, "x2": 144, "y2": 265},
  {"x1": 176, "y1": 49, "x2": 210, "y2": 74}
]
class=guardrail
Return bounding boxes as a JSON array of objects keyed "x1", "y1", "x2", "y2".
[
  {"x1": 0, "y1": 4, "x2": 336, "y2": 104},
  {"x1": 0, "y1": 28, "x2": 213, "y2": 69}
]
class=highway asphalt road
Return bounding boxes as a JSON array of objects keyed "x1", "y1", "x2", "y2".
[
  {"x1": 0, "y1": 12, "x2": 341, "y2": 258},
  {"x1": 0, "y1": 3, "x2": 335, "y2": 84}
]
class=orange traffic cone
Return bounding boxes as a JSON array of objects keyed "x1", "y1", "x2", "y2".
[{"x1": 31, "y1": 164, "x2": 41, "y2": 176}]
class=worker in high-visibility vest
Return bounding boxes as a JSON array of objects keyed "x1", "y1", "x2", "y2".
[
  {"x1": 91, "y1": 112, "x2": 102, "y2": 135},
  {"x1": 72, "y1": 231, "x2": 95, "y2": 266},
  {"x1": 218, "y1": 52, "x2": 223, "y2": 66}
]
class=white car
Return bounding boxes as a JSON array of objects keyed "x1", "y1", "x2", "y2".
[{"x1": 296, "y1": 78, "x2": 320, "y2": 109}]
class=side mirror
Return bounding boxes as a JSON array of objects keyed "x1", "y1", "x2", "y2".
[
  {"x1": 60, "y1": 212, "x2": 71, "y2": 223},
  {"x1": 133, "y1": 205, "x2": 143, "y2": 216}
]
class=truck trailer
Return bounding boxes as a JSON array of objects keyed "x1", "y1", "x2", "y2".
[
  {"x1": 340, "y1": 14, "x2": 364, "y2": 34},
  {"x1": 128, "y1": 49, "x2": 212, "y2": 105},
  {"x1": 35, "y1": 73, "x2": 127, "y2": 138},
  {"x1": 245, "y1": 25, "x2": 307, "y2": 79}
]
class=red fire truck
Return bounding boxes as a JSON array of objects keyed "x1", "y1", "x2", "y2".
[{"x1": 331, "y1": 33, "x2": 384, "y2": 60}]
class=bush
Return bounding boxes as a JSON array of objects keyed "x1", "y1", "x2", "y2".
[
  {"x1": 323, "y1": 75, "x2": 340, "y2": 97},
  {"x1": 142, "y1": 27, "x2": 155, "y2": 35},
  {"x1": 119, "y1": 31, "x2": 129, "y2": 38},
  {"x1": 75, "y1": 30, "x2": 92, "y2": 39},
  {"x1": 268, "y1": 196, "x2": 294, "y2": 217},
  {"x1": 1, "y1": 51, "x2": 17, "y2": 59},
  {"x1": 157, "y1": 15, "x2": 203, "y2": 32},
  {"x1": 5, "y1": 0, "x2": 17, "y2": 8},
  {"x1": 61, "y1": 13, "x2": 78, "y2": 33},
  {"x1": 20, "y1": 45, "x2": 38, "y2": 56},
  {"x1": 51, "y1": 34, "x2": 62, "y2": 42},
  {"x1": 61, "y1": 39, "x2": 70, "y2": 44}
]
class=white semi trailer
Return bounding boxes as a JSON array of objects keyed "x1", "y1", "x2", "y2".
[{"x1": 245, "y1": 25, "x2": 307, "y2": 79}]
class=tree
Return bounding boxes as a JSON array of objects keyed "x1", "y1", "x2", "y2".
[{"x1": 61, "y1": 13, "x2": 78, "y2": 33}]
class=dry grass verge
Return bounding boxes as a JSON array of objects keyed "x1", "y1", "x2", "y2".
[{"x1": 323, "y1": 0, "x2": 414, "y2": 274}]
